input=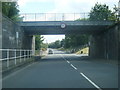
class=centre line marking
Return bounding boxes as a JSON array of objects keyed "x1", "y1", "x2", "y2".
[
  {"x1": 67, "y1": 61, "x2": 70, "y2": 63},
  {"x1": 70, "y1": 64, "x2": 77, "y2": 70},
  {"x1": 60, "y1": 54, "x2": 66, "y2": 60},
  {"x1": 80, "y1": 72, "x2": 102, "y2": 90}
]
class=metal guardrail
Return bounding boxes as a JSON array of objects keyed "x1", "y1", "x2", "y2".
[
  {"x1": 20, "y1": 13, "x2": 120, "y2": 21},
  {"x1": 0, "y1": 49, "x2": 32, "y2": 68},
  {"x1": 20, "y1": 13, "x2": 89, "y2": 21}
]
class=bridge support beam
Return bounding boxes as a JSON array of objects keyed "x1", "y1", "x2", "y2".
[
  {"x1": 89, "y1": 23, "x2": 119, "y2": 61},
  {"x1": 32, "y1": 36, "x2": 35, "y2": 55},
  {"x1": 22, "y1": 35, "x2": 33, "y2": 49},
  {"x1": 89, "y1": 34, "x2": 105, "y2": 59}
]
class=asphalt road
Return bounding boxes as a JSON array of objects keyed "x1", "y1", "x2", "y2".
[{"x1": 2, "y1": 49, "x2": 118, "y2": 89}]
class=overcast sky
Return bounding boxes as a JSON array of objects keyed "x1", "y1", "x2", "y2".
[{"x1": 18, "y1": 0, "x2": 118, "y2": 43}]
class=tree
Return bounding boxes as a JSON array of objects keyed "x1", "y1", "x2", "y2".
[
  {"x1": 35, "y1": 35, "x2": 44, "y2": 50},
  {"x1": 64, "y1": 35, "x2": 71, "y2": 48},
  {"x1": 54, "y1": 40, "x2": 61, "y2": 48},
  {"x1": 48, "y1": 40, "x2": 61, "y2": 48},
  {"x1": 64, "y1": 34, "x2": 89, "y2": 48},
  {"x1": 60, "y1": 39, "x2": 65, "y2": 47},
  {"x1": 113, "y1": 5, "x2": 120, "y2": 21},
  {"x1": 2, "y1": 2, "x2": 23, "y2": 21},
  {"x1": 89, "y1": 3, "x2": 117, "y2": 21},
  {"x1": 41, "y1": 43, "x2": 48, "y2": 51}
]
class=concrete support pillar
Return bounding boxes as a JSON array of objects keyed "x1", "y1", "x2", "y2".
[
  {"x1": 89, "y1": 24, "x2": 119, "y2": 60},
  {"x1": 32, "y1": 35, "x2": 35, "y2": 55},
  {"x1": 89, "y1": 35, "x2": 94, "y2": 57},
  {"x1": 89, "y1": 34, "x2": 105, "y2": 59}
]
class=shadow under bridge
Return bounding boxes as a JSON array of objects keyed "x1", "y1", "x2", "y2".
[{"x1": 19, "y1": 21, "x2": 114, "y2": 35}]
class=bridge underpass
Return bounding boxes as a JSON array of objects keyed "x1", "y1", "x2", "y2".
[
  {"x1": 18, "y1": 20, "x2": 119, "y2": 60},
  {"x1": 1, "y1": 14, "x2": 119, "y2": 89},
  {"x1": 1, "y1": 14, "x2": 119, "y2": 67}
]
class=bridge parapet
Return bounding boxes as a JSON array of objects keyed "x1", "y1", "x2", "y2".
[
  {"x1": 20, "y1": 13, "x2": 89, "y2": 21},
  {"x1": 20, "y1": 13, "x2": 118, "y2": 22}
]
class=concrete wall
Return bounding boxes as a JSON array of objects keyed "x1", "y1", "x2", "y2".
[
  {"x1": 118, "y1": 22, "x2": 120, "y2": 61},
  {"x1": 2, "y1": 15, "x2": 33, "y2": 50},
  {"x1": 0, "y1": 2, "x2": 2, "y2": 89},
  {"x1": 0, "y1": 2, "x2": 2, "y2": 55},
  {"x1": 2, "y1": 15, "x2": 33, "y2": 59},
  {"x1": 89, "y1": 22, "x2": 119, "y2": 60}
]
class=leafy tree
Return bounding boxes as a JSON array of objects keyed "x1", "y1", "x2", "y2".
[
  {"x1": 41, "y1": 43, "x2": 48, "y2": 51},
  {"x1": 112, "y1": 5, "x2": 120, "y2": 21},
  {"x1": 35, "y1": 35, "x2": 44, "y2": 50},
  {"x1": 48, "y1": 40, "x2": 61, "y2": 48},
  {"x1": 2, "y1": 2, "x2": 23, "y2": 21},
  {"x1": 60, "y1": 39, "x2": 65, "y2": 47},
  {"x1": 76, "y1": 18, "x2": 89, "y2": 21},
  {"x1": 89, "y1": 3, "x2": 117, "y2": 21},
  {"x1": 48, "y1": 34, "x2": 89, "y2": 49},
  {"x1": 64, "y1": 34, "x2": 89, "y2": 48},
  {"x1": 64, "y1": 35, "x2": 71, "y2": 48}
]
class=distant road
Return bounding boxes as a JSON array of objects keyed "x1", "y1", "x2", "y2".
[{"x1": 3, "y1": 49, "x2": 118, "y2": 88}]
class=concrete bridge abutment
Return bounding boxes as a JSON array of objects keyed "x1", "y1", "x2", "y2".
[
  {"x1": 89, "y1": 22, "x2": 119, "y2": 60},
  {"x1": 2, "y1": 15, "x2": 33, "y2": 50}
]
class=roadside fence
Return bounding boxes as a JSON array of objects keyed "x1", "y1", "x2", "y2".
[{"x1": 0, "y1": 49, "x2": 33, "y2": 69}]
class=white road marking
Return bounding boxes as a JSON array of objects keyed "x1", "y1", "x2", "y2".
[
  {"x1": 70, "y1": 64, "x2": 77, "y2": 70},
  {"x1": 60, "y1": 55, "x2": 70, "y2": 64},
  {"x1": 67, "y1": 61, "x2": 70, "y2": 63},
  {"x1": 80, "y1": 72, "x2": 102, "y2": 90},
  {"x1": 60, "y1": 54, "x2": 67, "y2": 61},
  {"x1": 60, "y1": 54, "x2": 78, "y2": 70}
]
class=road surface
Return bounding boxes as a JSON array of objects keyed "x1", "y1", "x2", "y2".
[{"x1": 3, "y1": 49, "x2": 118, "y2": 89}]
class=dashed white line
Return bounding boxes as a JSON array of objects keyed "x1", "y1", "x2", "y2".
[
  {"x1": 80, "y1": 72, "x2": 102, "y2": 90},
  {"x1": 67, "y1": 61, "x2": 70, "y2": 63},
  {"x1": 60, "y1": 54, "x2": 66, "y2": 60},
  {"x1": 70, "y1": 64, "x2": 77, "y2": 70},
  {"x1": 60, "y1": 54, "x2": 101, "y2": 90},
  {"x1": 60, "y1": 54, "x2": 77, "y2": 70}
]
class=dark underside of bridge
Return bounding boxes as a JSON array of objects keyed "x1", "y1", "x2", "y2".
[
  {"x1": 19, "y1": 21, "x2": 114, "y2": 35},
  {"x1": 22, "y1": 25, "x2": 109, "y2": 35}
]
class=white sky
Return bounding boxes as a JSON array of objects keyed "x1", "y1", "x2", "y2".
[{"x1": 18, "y1": 0, "x2": 118, "y2": 43}]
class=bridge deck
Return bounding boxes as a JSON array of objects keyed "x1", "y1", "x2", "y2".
[{"x1": 19, "y1": 21, "x2": 114, "y2": 35}]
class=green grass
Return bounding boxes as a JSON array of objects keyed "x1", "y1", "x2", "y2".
[
  {"x1": 35, "y1": 50, "x2": 40, "y2": 56},
  {"x1": 58, "y1": 47, "x2": 89, "y2": 55},
  {"x1": 76, "y1": 47, "x2": 89, "y2": 54}
]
